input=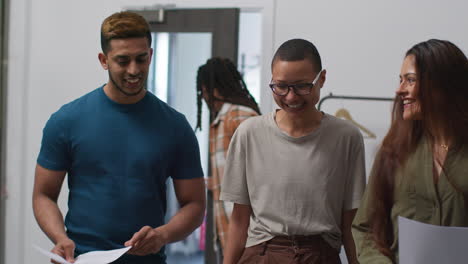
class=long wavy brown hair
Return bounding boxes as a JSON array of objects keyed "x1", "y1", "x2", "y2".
[{"x1": 368, "y1": 39, "x2": 468, "y2": 259}]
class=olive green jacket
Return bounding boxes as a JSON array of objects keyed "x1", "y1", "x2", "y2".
[{"x1": 352, "y1": 139, "x2": 468, "y2": 263}]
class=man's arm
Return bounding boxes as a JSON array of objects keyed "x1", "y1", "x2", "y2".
[
  {"x1": 33, "y1": 164, "x2": 75, "y2": 263},
  {"x1": 223, "y1": 203, "x2": 251, "y2": 264},
  {"x1": 125, "y1": 177, "x2": 205, "y2": 255},
  {"x1": 342, "y1": 208, "x2": 358, "y2": 264}
]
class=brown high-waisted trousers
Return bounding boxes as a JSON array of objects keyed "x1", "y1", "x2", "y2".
[{"x1": 238, "y1": 235, "x2": 341, "y2": 264}]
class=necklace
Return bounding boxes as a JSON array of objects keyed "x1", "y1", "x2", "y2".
[{"x1": 440, "y1": 144, "x2": 449, "y2": 151}]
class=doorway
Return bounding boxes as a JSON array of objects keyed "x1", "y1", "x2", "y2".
[{"x1": 147, "y1": 30, "x2": 212, "y2": 263}]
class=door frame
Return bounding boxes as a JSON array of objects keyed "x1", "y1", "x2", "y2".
[
  {"x1": 0, "y1": 0, "x2": 9, "y2": 263},
  {"x1": 125, "y1": 0, "x2": 275, "y2": 113}
]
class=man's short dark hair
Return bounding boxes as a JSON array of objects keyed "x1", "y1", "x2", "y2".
[
  {"x1": 272, "y1": 39, "x2": 322, "y2": 72},
  {"x1": 100, "y1": 11, "x2": 152, "y2": 54}
]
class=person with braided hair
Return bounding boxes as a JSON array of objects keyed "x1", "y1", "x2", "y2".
[{"x1": 196, "y1": 57, "x2": 260, "y2": 259}]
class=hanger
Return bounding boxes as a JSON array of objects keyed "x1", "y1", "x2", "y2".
[{"x1": 335, "y1": 108, "x2": 376, "y2": 139}]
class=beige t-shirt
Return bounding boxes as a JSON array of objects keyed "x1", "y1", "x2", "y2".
[{"x1": 220, "y1": 111, "x2": 366, "y2": 250}]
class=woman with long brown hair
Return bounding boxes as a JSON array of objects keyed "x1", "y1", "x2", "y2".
[{"x1": 352, "y1": 39, "x2": 468, "y2": 263}]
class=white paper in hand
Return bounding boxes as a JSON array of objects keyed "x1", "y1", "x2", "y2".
[
  {"x1": 398, "y1": 216, "x2": 468, "y2": 264},
  {"x1": 33, "y1": 244, "x2": 131, "y2": 264},
  {"x1": 33, "y1": 245, "x2": 72, "y2": 264}
]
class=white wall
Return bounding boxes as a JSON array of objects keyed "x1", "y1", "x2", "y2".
[
  {"x1": 4, "y1": 0, "x2": 468, "y2": 263},
  {"x1": 273, "y1": 0, "x2": 468, "y2": 175}
]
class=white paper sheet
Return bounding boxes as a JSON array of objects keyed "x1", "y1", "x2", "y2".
[
  {"x1": 33, "y1": 244, "x2": 131, "y2": 264},
  {"x1": 398, "y1": 216, "x2": 468, "y2": 264}
]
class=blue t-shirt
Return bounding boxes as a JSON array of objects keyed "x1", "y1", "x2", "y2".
[{"x1": 37, "y1": 86, "x2": 204, "y2": 263}]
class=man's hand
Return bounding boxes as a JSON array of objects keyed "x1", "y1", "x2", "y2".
[
  {"x1": 51, "y1": 237, "x2": 75, "y2": 263},
  {"x1": 125, "y1": 226, "x2": 168, "y2": 256},
  {"x1": 123, "y1": 177, "x2": 205, "y2": 256}
]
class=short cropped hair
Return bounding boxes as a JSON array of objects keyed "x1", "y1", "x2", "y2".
[
  {"x1": 100, "y1": 11, "x2": 152, "y2": 54},
  {"x1": 272, "y1": 38, "x2": 322, "y2": 72}
]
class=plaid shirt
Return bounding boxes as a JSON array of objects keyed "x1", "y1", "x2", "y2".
[{"x1": 207, "y1": 102, "x2": 258, "y2": 250}]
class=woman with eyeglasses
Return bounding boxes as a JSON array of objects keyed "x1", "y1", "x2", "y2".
[
  {"x1": 352, "y1": 39, "x2": 468, "y2": 263},
  {"x1": 220, "y1": 38, "x2": 366, "y2": 264}
]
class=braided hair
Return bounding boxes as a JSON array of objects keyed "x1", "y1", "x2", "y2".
[{"x1": 196, "y1": 57, "x2": 261, "y2": 131}]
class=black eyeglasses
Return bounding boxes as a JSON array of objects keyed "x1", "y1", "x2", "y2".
[{"x1": 269, "y1": 70, "x2": 322, "y2": 96}]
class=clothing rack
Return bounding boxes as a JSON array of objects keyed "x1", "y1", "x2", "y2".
[{"x1": 317, "y1": 92, "x2": 394, "y2": 110}]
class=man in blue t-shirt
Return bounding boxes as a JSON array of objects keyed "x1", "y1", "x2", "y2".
[{"x1": 32, "y1": 11, "x2": 205, "y2": 264}]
